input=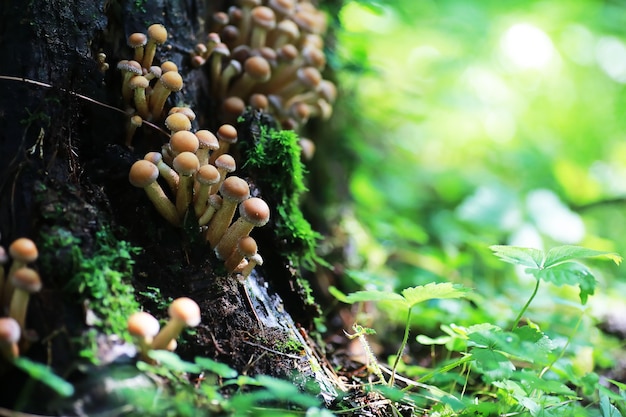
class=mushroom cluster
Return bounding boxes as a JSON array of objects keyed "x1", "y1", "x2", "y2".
[
  {"x1": 119, "y1": 24, "x2": 186, "y2": 146},
  {"x1": 193, "y1": 0, "x2": 336, "y2": 136},
  {"x1": 127, "y1": 297, "x2": 201, "y2": 361},
  {"x1": 129, "y1": 122, "x2": 269, "y2": 275},
  {"x1": 0, "y1": 238, "x2": 42, "y2": 362}
]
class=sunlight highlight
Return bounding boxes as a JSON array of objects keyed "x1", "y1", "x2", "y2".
[{"x1": 500, "y1": 23, "x2": 555, "y2": 69}]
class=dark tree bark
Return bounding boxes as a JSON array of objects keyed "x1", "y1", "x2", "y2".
[{"x1": 0, "y1": 0, "x2": 337, "y2": 412}]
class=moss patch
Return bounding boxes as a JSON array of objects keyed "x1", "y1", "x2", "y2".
[{"x1": 238, "y1": 116, "x2": 323, "y2": 270}]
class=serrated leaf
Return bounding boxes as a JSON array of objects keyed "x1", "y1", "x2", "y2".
[
  {"x1": 529, "y1": 261, "x2": 595, "y2": 304},
  {"x1": 543, "y1": 245, "x2": 622, "y2": 268},
  {"x1": 489, "y1": 245, "x2": 544, "y2": 268},
  {"x1": 401, "y1": 282, "x2": 469, "y2": 309},
  {"x1": 471, "y1": 347, "x2": 515, "y2": 380},
  {"x1": 14, "y1": 357, "x2": 74, "y2": 397},
  {"x1": 194, "y1": 357, "x2": 238, "y2": 379}
]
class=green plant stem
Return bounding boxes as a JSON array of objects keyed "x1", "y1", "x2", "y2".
[
  {"x1": 511, "y1": 279, "x2": 541, "y2": 331},
  {"x1": 389, "y1": 308, "x2": 412, "y2": 387}
]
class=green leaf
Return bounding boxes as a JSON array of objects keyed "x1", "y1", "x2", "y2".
[
  {"x1": 529, "y1": 261, "x2": 596, "y2": 304},
  {"x1": 14, "y1": 357, "x2": 74, "y2": 397},
  {"x1": 330, "y1": 287, "x2": 406, "y2": 305},
  {"x1": 471, "y1": 347, "x2": 515, "y2": 380},
  {"x1": 194, "y1": 357, "x2": 238, "y2": 379},
  {"x1": 543, "y1": 245, "x2": 622, "y2": 268},
  {"x1": 401, "y1": 282, "x2": 469, "y2": 309},
  {"x1": 416, "y1": 334, "x2": 451, "y2": 345},
  {"x1": 600, "y1": 392, "x2": 623, "y2": 417},
  {"x1": 489, "y1": 245, "x2": 544, "y2": 268},
  {"x1": 147, "y1": 350, "x2": 202, "y2": 373}
]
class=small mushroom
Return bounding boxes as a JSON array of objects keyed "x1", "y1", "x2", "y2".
[
  {"x1": 129, "y1": 160, "x2": 180, "y2": 227},
  {"x1": 142, "y1": 24, "x2": 168, "y2": 69},
  {"x1": 3, "y1": 238, "x2": 38, "y2": 308},
  {"x1": 227, "y1": 56, "x2": 271, "y2": 99},
  {"x1": 9, "y1": 267, "x2": 42, "y2": 331},
  {"x1": 117, "y1": 60, "x2": 143, "y2": 104},
  {"x1": 0, "y1": 317, "x2": 20, "y2": 361},
  {"x1": 198, "y1": 194, "x2": 223, "y2": 226},
  {"x1": 194, "y1": 164, "x2": 221, "y2": 217},
  {"x1": 172, "y1": 152, "x2": 200, "y2": 217},
  {"x1": 151, "y1": 297, "x2": 201, "y2": 351},
  {"x1": 225, "y1": 236, "x2": 257, "y2": 272},
  {"x1": 126, "y1": 115, "x2": 143, "y2": 148},
  {"x1": 195, "y1": 130, "x2": 219, "y2": 166},
  {"x1": 144, "y1": 151, "x2": 179, "y2": 194},
  {"x1": 127, "y1": 32, "x2": 148, "y2": 64},
  {"x1": 210, "y1": 154, "x2": 237, "y2": 195},
  {"x1": 249, "y1": 6, "x2": 276, "y2": 49},
  {"x1": 150, "y1": 71, "x2": 183, "y2": 120},
  {"x1": 240, "y1": 252, "x2": 263, "y2": 279},
  {"x1": 214, "y1": 197, "x2": 270, "y2": 260},
  {"x1": 206, "y1": 176, "x2": 250, "y2": 247},
  {"x1": 127, "y1": 311, "x2": 160, "y2": 361},
  {"x1": 209, "y1": 124, "x2": 238, "y2": 164},
  {"x1": 129, "y1": 75, "x2": 150, "y2": 119},
  {"x1": 164, "y1": 112, "x2": 192, "y2": 134},
  {"x1": 169, "y1": 130, "x2": 199, "y2": 156}
]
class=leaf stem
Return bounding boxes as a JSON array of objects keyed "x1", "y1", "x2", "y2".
[
  {"x1": 511, "y1": 279, "x2": 541, "y2": 331},
  {"x1": 389, "y1": 307, "x2": 412, "y2": 386}
]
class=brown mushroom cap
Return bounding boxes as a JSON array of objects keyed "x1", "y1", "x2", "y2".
[
  {"x1": 169, "y1": 107, "x2": 197, "y2": 122},
  {"x1": 128, "y1": 311, "x2": 160, "y2": 339},
  {"x1": 196, "y1": 164, "x2": 220, "y2": 186},
  {"x1": 170, "y1": 131, "x2": 199, "y2": 154},
  {"x1": 239, "y1": 197, "x2": 270, "y2": 227},
  {"x1": 147, "y1": 24, "x2": 168, "y2": 45},
  {"x1": 129, "y1": 160, "x2": 159, "y2": 188},
  {"x1": 165, "y1": 112, "x2": 192, "y2": 133},
  {"x1": 196, "y1": 130, "x2": 219, "y2": 151},
  {"x1": 217, "y1": 124, "x2": 238, "y2": 145},
  {"x1": 161, "y1": 61, "x2": 178, "y2": 73},
  {"x1": 172, "y1": 152, "x2": 200, "y2": 176},
  {"x1": 10, "y1": 267, "x2": 41, "y2": 293},
  {"x1": 237, "y1": 236, "x2": 258, "y2": 257},
  {"x1": 243, "y1": 56, "x2": 271, "y2": 82},
  {"x1": 128, "y1": 32, "x2": 148, "y2": 48},
  {"x1": 169, "y1": 297, "x2": 201, "y2": 327},
  {"x1": 220, "y1": 176, "x2": 250, "y2": 202},
  {"x1": 214, "y1": 154, "x2": 236, "y2": 174},
  {"x1": 0, "y1": 317, "x2": 20, "y2": 344},
  {"x1": 159, "y1": 70, "x2": 183, "y2": 91},
  {"x1": 9, "y1": 238, "x2": 38, "y2": 263},
  {"x1": 251, "y1": 6, "x2": 276, "y2": 31}
]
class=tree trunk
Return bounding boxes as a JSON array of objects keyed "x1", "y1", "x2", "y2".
[{"x1": 0, "y1": 0, "x2": 336, "y2": 412}]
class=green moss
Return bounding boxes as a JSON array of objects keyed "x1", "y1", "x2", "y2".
[
  {"x1": 40, "y1": 226, "x2": 140, "y2": 340},
  {"x1": 239, "y1": 121, "x2": 323, "y2": 269}
]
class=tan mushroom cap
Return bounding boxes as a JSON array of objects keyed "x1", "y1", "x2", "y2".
[
  {"x1": 161, "y1": 61, "x2": 178, "y2": 73},
  {"x1": 117, "y1": 60, "x2": 143, "y2": 74},
  {"x1": 170, "y1": 131, "x2": 199, "y2": 154},
  {"x1": 169, "y1": 107, "x2": 197, "y2": 122},
  {"x1": 172, "y1": 152, "x2": 200, "y2": 176},
  {"x1": 214, "y1": 154, "x2": 236, "y2": 173},
  {"x1": 147, "y1": 24, "x2": 168, "y2": 45},
  {"x1": 169, "y1": 297, "x2": 201, "y2": 327},
  {"x1": 159, "y1": 70, "x2": 183, "y2": 91},
  {"x1": 220, "y1": 176, "x2": 250, "y2": 202},
  {"x1": 251, "y1": 6, "x2": 276, "y2": 31},
  {"x1": 128, "y1": 32, "x2": 147, "y2": 48},
  {"x1": 0, "y1": 317, "x2": 20, "y2": 344},
  {"x1": 129, "y1": 160, "x2": 159, "y2": 188},
  {"x1": 128, "y1": 311, "x2": 160, "y2": 338},
  {"x1": 268, "y1": 0, "x2": 295, "y2": 17},
  {"x1": 217, "y1": 124, "x2": 238, "y2": 144},
  {"x1": 195, "y1": 130, "x2": 219, "y2": 150},
  {"x1": 11, "y1": 267, "x2": 41, "y2": 293},
  {"x1": 243, "y1": 56, "x2": 271, "y2": 82},
  {"x1": 237, "y1": 236, "x2": 258, "y2": 257},
  {"x1": 196, "y1": 164, "x2": 220, "y2": 185},
  {"x1": 165, "y1": 113, "x2": 192, "y2": 133},
  {"x1": 9, "y1": 238, "x2": 38, "y2": 263},
  {"x1": 129, "y1": 75, "x2": 149, "y2": 90},
  {"x1": 239, "y1": 197, "x2": 270, "y2": 227}
]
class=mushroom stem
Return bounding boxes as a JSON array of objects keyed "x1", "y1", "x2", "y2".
[{"x1": 151, "y1": 297, "x2": 200, "y2": 351}]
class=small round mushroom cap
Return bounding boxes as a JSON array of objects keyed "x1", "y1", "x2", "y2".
[
  {"x1": 243, "y1": 56, "x2": 271, "y2": 82},
  {"x1": 161, "y1": 61, "x2": 178, "y2": 73},
  {"x1": 220, "y1": 176, "x2": 250, "y2": 202},
  {"x1": 165, "y1": 113, "x2": 192, "y2": 133},
  {"x1": 195, "y1": 130, "x2": 219, "y2": 150},
  {"x1": 11, "y1": 267, "x2": 42, "y2": 293},
  {"x1": 9, "y1": 238, "x2": 38, "y2": 263},
  {"x1": 129, "y1": 75, "x2": 149, "y2": 90},
  {"x1": 0, "y1": 317, "x2": 20, "y2": 344},
  {"x1": 249, "y1": 93, "x2": 269, "y2": 110},
  {"x1": 147, "y1": 24, "x2": 168, "y2": 45},
  {"x1": 169, "y1": 107, "x2": 196, "y2": 122},
  {"x1": 196, "y1": 164, "x2": 220, "y2": 185},
  {"x1": 128, "y1": 311, "x2": 160, "y2": 339},
  {"x1": 129, "y1": 160, "x2": 159, "y2": 188},
  {"x1": 172, "y1": 152, "x2": 200, "y2": 176},
  {"x1": 239, "y1": 197, "x2": 270, "y2": 227},
  {"x1": 159, "y1": 70, "x2": 183, "y2": 91},
  {"x1": 170, "y1": 131, "x2": 199, "y2": 154},
  {"x1": 169, "y1": 297, "x2": 201, "y2": 327},
  {"x1": 217, "y1": 124, "x2": 238, "y2": 145},
  {"x1": 251, "y1": 6, "x2": 276, "y2": 31},
  {"x1": 128, "y1": 32, "x2": 148, "y2": 48},
  {"x1": 269, "y1": 0, "x2": 295, "y2": 17},
  {"x1": 237, "y1": 236, "x2": 258, "y2": 257},
  {"x1": 117, "y1": 60, "x2": 143, "y2": 75},
  {"x1": 214, "y1": 154, "x2": 236, "y2": 173}
]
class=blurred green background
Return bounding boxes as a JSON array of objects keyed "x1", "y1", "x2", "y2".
[{"x1": 326, "y1": 0, "x2": 626, "y2": 376}]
